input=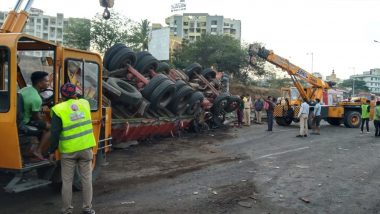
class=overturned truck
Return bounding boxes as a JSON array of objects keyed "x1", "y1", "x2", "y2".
[{"x1": 102, "y1": 44, "x2": 242, "y2": 143}]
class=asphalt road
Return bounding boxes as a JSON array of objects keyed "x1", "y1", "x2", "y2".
[{"x1": 1, "y1": 121, "x2": 380, "y2": 214}]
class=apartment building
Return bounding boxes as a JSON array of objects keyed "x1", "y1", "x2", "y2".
[
  {"x1": 351, "y1": 68, "x2": 380, "y2": 93},
  {"x1": 0, "y1": 8, "x2": 67, "y2": 56},
  {"x1": 165, "y1": 13, "x2": 241, "y2": 41}
]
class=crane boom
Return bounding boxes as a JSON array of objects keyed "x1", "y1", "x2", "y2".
[{"x1": 249, "y1": 44, "x2": 333, "y2": 102}]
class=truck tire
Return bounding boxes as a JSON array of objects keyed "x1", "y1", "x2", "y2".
[
  {"x1": 327, "y1": 118, "x2": 341, "y2": 126},
  {"x1": 135, "y1": 55, "x2": 159, "y2": 75},
  {"x1": 186, "y1": 91, "x2": 204, "y2": 115},
  {"x1": 211, "y1": 94, "x2": 229, "y2": 115},
  {"x1": 108, "y1": 47, "x2": 137, "y2": 71},
  {"x1": 224, "y1": 95, "x2": 242, "y2": 113},
  {"x1": 175, "y1": 80, "x2": 187, "y2": 89},
  {"x1": 157, "y1": 62, "x2": 171, "y2": 73},
  {"x1": 141, "y1": 74, "x2": 168, "y2": 99},
  {"x1": 202, "y1": 68, "x2": 216, "y2": 79},
  {"x1": 149, "y1": 79, "x2": 175, "y2": 108},
  {"x1": 73, "y1": 150, "x2": 104, "y2": 191},
  {"x1": 276, "y1": 117, "x2": 292, "y2": 126},
  {"x1": 168, "y1": 85, "x2": 193, "y2": 114},
  {"x1": 107, "y1": 78, "x2": 142, "y2": 106},
  {"x1": 184, "y1": 63, "x2": 202, "y2": 79},
  {"x1": 344, "y1": 111, "x2": 361, "y2": 128},
  {"x1": 104, "y1": 43, "x2": 126, "y2": 69}
]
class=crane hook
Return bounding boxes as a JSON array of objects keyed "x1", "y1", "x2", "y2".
[{"x1": 103, "y1": 7, "x2": 111, "y2": 20}]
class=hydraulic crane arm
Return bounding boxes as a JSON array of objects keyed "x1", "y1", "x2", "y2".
[
  {"x1": 249, "y1": 44, "x2": 334, "y2": 102},
  {"x1": 249, "y1": 44, "x2": 331, "y2": 90}
]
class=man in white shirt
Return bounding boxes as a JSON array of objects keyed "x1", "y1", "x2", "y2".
[
  {"x1": 312, "y1": 98, "x2": 322, "y2": 135},
  {"x1": 297, "y1": 99, "x2": 310, "y2": 137}
]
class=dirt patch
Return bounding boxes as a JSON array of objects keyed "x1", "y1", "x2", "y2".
[{"x1": 230, "y1": 83, "x2": 281, "y2": 97}]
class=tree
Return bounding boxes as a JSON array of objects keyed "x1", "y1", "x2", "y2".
[
  {"x1": 64, "y1": 18, "x2": 91, "y2": 50},
  {"x1": 91, "y1": 10, "x2": 131, "y2": 54},
  {"x1": 128, "y1": 19, "x2": 150, "y2": 51},
  {"x1": 173, "y1": 34, "x2": 248, "y2": 78},
  {"x1": 338, "y1": 79, "x2": 369, "y2": 93}
]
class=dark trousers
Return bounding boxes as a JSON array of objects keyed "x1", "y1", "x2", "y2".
[
  {"x1": 267, "y1": 111, "x2": 273, "y2": 131},
  {"x1": 237, "y1": 109, "x2": 243, "y2": 126},
  {"x1": 374, "y1": 120, "x2": 380, "y2": 136},
  {"x1": 361, "y1": 118, "x2": 369, "y2": 132}
]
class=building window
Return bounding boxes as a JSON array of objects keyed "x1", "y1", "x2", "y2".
[
  {"x1": 174, "y1": 20, "x2": 177, "y2": 24},
  {"x1": 211, "y1": 28, "x2": 217, "y2": 32},
  {"x1": 201, "y1": 29, "x2": 206, "y2": 34},
  {"x1": 37, "y1": 18, "x2": 41, "y2": 24},
  {"x1": 201, "y1": 22, "x2": 206, "y2": 27},
  {"x1": 190, "y1": 22, "x2": 195, "y2": 28},
  {"x1": 196, "y1": 28, "x2": 201, "y2": 33},
  {"x1": 184, "y1": 22, "x2": 188, "y2": 26},
  {"x1": 211, "y1": 20, "x2": 217, "y2": 25}
]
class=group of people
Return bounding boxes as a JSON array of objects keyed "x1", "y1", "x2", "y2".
[
  {"x1": 296, "y1": 98, "x2": 322, "y2": 137},
  {"x1": 236, "y1": 95, "x2": 276, "y2": 131},
  {"x1": 21, "y1": 71, "x2": 96, "y2": 214}
]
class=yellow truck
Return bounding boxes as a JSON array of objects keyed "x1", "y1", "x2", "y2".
[{"x1": 0, "y1": 0, "x2": 112, "y2": 192}]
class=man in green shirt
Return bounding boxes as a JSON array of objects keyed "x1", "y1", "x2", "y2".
[
  {"x1": 360, "y1": 100, "x2": 370, "y2": 134},
  {"x1": 374, "y1": 101, "x2": 380, "y2": 137},
  {"x1": 19, "y1": 71, "x2": 50, "y2": 160}
]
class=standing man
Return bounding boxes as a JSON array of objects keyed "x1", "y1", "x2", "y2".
[
  {"x1": 243, "y1": 95, "x2": 251, "y2": 126},
  {"x1": 374, "y1": 101, "x2": 380, "y2": 137},
  {"x1": 48, "y1": 83, "x2": 96, "y2": 214},
  {"x1": 20, "y1": 71, "x2": 51, "y2": 160},
  {"x1": 236, "y1": 95, "x2": 244, "y2": 128},
  {"x1": 360, "y1": 100, "x2": 370, "y2": 134},
  {"x1": 265, "y1": 96, "x2": 276, "y2": 131},
  {"x1": 297, "y1": 99, "x2": 310, "y2": 137},
  {"x1": 254, "y1": 96, "x2": 264, "y2": 124},
  {"x1": 312, "y1": 98, "x2": 322, "y2": 135}
]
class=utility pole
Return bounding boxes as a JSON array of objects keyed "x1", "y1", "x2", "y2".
[{"x1": 349, "y1": 67, "x2": 356, "y2": 97}]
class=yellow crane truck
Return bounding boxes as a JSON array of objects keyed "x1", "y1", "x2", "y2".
[
  {"x1": 249, "y1": 44, "x2": 370, "y2": 128},
  {"x1": 0, "y1": 0, "x2": 112, "y2": 192}
]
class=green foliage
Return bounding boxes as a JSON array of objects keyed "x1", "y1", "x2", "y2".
[
  {"x1": 172, "y1": 34, "x2": 248, "y2": 78},
  {"x1": 64, "y1": 18, "x2": 91, "y2": 50},
  {"x1": 90, "y1": 10, "x2": 130, "y2": 54},
  {"x1": 128, "y1": 19, "x2": 150, "y2": 51},
  {"x1": 338, "y1": 79, "x2": 369, "y2": 92},
  {"x1": 267, "y1": 77, "x2": 293, "y2": 88}
]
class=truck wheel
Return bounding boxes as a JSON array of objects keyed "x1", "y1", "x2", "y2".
[
  {"x1": 149, "y1": 79, "x2": 176, "y2": 108},
  {"x1": 186, "y1": 91, "x2": 204, "y2": 115},
  {"x1": 73, "y1": 150, "x2": 104, "y2": 191},
  {"x1": 141, "y1": 74, "x2": 169, "y2": 99},
  {"x1": 107, "y1": 78, "x2": 142, "y2": 106},
  {"x1": 344, "y1": 111, "x2": 361, "y2": 128},
  {"x1": 211, "y1": 94, "x2": 229, "y2": 115},
  {"x1": 157, "y1": 62, "x2": 171, "y2": 73},
  {"x1": 175, "y1": 80, "x2": 187, "y2": 89},
  {"x1": 168, "y1": 85, "x2": 193, "y2": 114},
  {"x1": 276, "y1": 117, "x2": 292, "y2": 126},
  {"x1": 135, "y1": 55, "x2": 159, "y2": 75},
  {"x1": 184, "y1": 63, "x2": 202, "y2": 79},
  {"x1": 224, "y1": 95, "x2": 242, "y2": 113},
  {"x1": 104, "y1": 43, "x2": 126, "y2": 69},
  {"x1": 327, "y1": 118, "x2": 341, "y2": 126},
  {"x1": 202, "y1": 68, "x2": 216, "y2": 79},
  {"x1": 108, "y1": 47, "x2": 137, "y2": 71}
]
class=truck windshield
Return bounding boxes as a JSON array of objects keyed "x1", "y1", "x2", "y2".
[{"x1": 0, "y1": 47, "x2": 10, "y2": 113}]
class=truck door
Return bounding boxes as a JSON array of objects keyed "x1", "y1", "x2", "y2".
[{"x1": 61, "y1": 49, "x2": 102, "y2": 148}]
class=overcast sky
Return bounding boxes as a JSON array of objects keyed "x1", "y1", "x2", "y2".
[{"x1": 2, "y1": 0, "x2": 380, "y2": 79}]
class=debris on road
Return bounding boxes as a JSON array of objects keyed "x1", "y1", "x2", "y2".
[
  {"x1": 295, "y1": 165, "x2": 310, "y2": 169},
  {"x1": 238, "y1": 201, "x2": 253, "y2": 208},
  {"x1": 299, "y1": 197, "x2": 311, "y2": 203},
  {"x1": 120, "y1": 201, "x2": 136, "y2": 205},
  {"x1": 212, "y1": 191, "x2": 218, "y2": 195},
  {"x1": 193, "y1": 191, "x2": 199, "y2": 195}
]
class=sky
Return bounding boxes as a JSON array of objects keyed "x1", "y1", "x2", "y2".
[{"x1": 2, "y1": 0, "x2": 380, "y2": 80}]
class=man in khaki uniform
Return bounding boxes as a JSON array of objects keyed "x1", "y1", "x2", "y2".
[
  {"x1": 48, "y1": 83, "x2": 96, "y2": 214},
  {"x1": 297, "y1": 99, "x2": 310, "y2": 137},
  {"x1": 243, "y1": 95, "x2": 251, "y2": 126}
]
